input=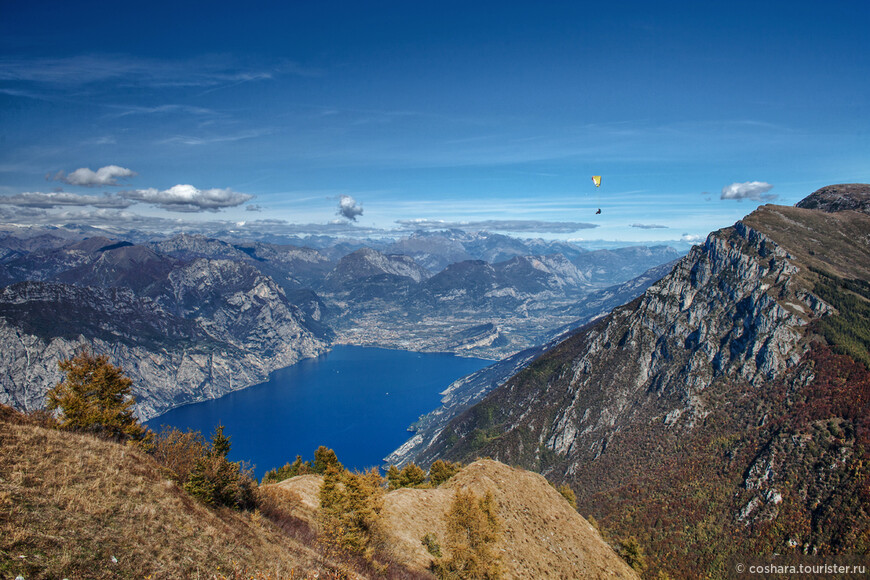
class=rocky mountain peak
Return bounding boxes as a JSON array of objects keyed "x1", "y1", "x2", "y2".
[
  {"x1": 324, "y1": 247, "x2": 430, "y2": 288},
  {"x1": 418, "y1": 196, "x2": 870, "y2": 576},
  {"x1": 795, "y1": 183, "x2": 870, "y2": 214}
]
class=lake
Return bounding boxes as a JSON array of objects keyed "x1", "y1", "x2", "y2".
[{"x1": 147, "y1": 346, "x2": 491, "y2": 479}]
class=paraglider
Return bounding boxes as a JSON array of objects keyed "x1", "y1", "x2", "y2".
[{"x1": 591, "y1": 175, "x2": 602, "y2": 214}]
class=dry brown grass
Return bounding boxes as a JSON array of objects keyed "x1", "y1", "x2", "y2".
[
  {"x1": 264, "y1": 460, "x2": 639, "y2": 579},
  {"x1": 0, "y1": 415, "x2": 349, "y2": 579}
]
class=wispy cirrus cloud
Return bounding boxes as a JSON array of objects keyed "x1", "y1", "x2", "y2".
[
  {"x1": 396, "y1": 219, "x2": 598, "y2": 233},
  {"x1": 49, "y1": 165, "x2": 137, "y2": 187},
  {"x1": 630, "y1": 223, "x2": 668, "y2": 229},
  {"x1": 105, "y1": 104, "x2": 217, "y2": 118},
  {"x1": 119, "y1": 184, "x2": 253, "y2": 212},
  {"x1": 0, "y1": 54, "x2": 283, "y2": 88},
  {"x1": 0, "y1": 191, "x2": 133, "y2": 209},
  {"x1": 157, "y1": 129, "x2": 271, "y2": 146}
]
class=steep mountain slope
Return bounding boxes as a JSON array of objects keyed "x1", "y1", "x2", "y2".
[
  {"x1": 0, "y1": 262, "x2": 327, "y2": 420},
  {"x1": 0, "y1": 227, "x2": 685, "y2": 414},
  {"x1": 423, "y1": 186, "x2": 870, "y2": 576},
  {"x1": 268, "y1": 459, "x2": 639, "y2": 579},
  {"x1": 386, "y1": 259, "x2": 677, "y2": 467}
]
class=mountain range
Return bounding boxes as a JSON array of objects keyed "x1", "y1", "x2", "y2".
[
  {"x1": 409, "y1": 184, "x2": 870, "y2": 577},
  {"x1": 0, "y1": 228, "x2": 680, "y2": 419}
]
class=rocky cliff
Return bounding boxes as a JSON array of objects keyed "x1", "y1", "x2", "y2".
[
  {"x1": 0, "y1": 259, "x2": 327, "y2": 420},
  {"x1": 0, "y1": 228, "x2": 685, "y2": 417},
  {"x1": 386, "y1": 259, "x2": 677, "y2": 467},
  {"x1": 422, "y1": 185, "x2": 870, "y2": 576}
]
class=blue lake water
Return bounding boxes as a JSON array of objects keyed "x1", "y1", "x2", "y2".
[{"x1": 147, "y1": 346, "x2": 491, "y2": 479}]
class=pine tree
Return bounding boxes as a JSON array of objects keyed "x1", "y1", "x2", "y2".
[
  {"x1": 387, "y1": 464, "x2": 402, "y2": 489},
  {"x1": 46, "y1": 348, "x2": 149, "y2": 444},
  {"x1": 183, "y1": 425, "x2": 256, "y2": 509},
  {"x1": 434, "y1": 490, "x2": 503, "y2": 579},
  {"x1": 428, "y1": 459, "x2": 462, "y2": 486},
  {"x1": 313, "y1": 445, "x2": 343, "y2": 474},
  {"x1": 398, "y1": 462, "x2": 427, "y2": 488}
]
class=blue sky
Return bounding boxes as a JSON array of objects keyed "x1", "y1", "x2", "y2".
[{"x1": 1, "y1": 0, "x2": 868, "y2": 244}]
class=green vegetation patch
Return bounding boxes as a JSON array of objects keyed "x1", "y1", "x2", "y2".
[{"x1": 811, "y1": 267, "x2": 870, "y2": 367}]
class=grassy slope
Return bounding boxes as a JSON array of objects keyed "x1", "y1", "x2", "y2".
[
  {"x1": 267, "y1": 460, "x2": 639, "y2": 579},
  {"x1": 0, "y1": 414, "x2": 344, "y2": 580}
]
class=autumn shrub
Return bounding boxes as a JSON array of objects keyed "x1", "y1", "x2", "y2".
[
  {"x1": 428, "y1": 459, "x2": 462, "y2": 486},
  {"x1": 557, "y1": 483, "x2": 578, "y2": 510},
  {"x1": 150, "y1": 426, "x2": 208, "y2": 483},
  {"x1": 385, "y1": 460, "x2": 463, "y2": 490},
  {"x1": 183, "y1": 425, "x2": 257, "y2": 510},
  {"x1": 422, "y1": 533, "x2": 442, "y2": 557},
  {"x1": 387, "y1": 462, "x2": 426, "y2": 490},
  {"x1": 45, "y1": 348, "x2": 151, "y2": 445},
  {"x1": 318, "y1": 464, "x2": 386, "y2": 561},
  {"x1": 262, "y1": 454, "x2": 316, "y2": 484},
  {"x1": 433, "y1": 489, "x2": 503, "y2": 579}
]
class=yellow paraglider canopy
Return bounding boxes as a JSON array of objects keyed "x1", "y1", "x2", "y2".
[{"x1": 591, "y1": 175, "x2": 601, "y2": 187}]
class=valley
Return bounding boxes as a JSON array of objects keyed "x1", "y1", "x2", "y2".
[
  {"x1": 0, "y1": 226, "x2": 682, "y2": 420},
  {"x1": 2, "y1": 186, "x2": 868, "y2": 578}
]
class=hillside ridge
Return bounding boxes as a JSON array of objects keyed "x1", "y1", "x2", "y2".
[{"x1": 420, "y1": 190, "x2": 870, "y2": 576}]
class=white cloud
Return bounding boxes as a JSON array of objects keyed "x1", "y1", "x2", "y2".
[
  {"x1": 337, "y1": 194, "x2": 364, "y2": 221},
  {"x1": 720, "y1": 181, "x2": 777, "y2": 201},
  {"x1": 120, "y1": 184, "x2": 254, "y2": 212},
  {"x1": 50, "y1": 165, "x2": 137, "y2": 187},
  {"x1": 681, "y1": 233, "x2": 704, "y2": 243},
  {"x1": 0, "y1": 191, "x2": 133, "y2": 209},
  {"x1": 630, "y1": 223, "x2": 668, "y2": 229},
  {"x1": 395, "y1": 219, "x2": 598, "y2": 233}
]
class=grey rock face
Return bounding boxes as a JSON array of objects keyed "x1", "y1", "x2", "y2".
[
  {"x1": 385, "y1": 260, "x2": 678, "y2": 466},
  {"x1": 417, "y1": 206, "x2": 845, "y2": 469},
  {"x1": 0, "y1": 260, "x2": 327, "y2": 420}
]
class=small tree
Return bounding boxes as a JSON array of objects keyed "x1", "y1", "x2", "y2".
[
  {"x1": 433, "y1": 490, "x2": 503, "y2": 579},
  {"x1": 46, "y1": 348, "x2": 149, "y2": 444},
  {"x1": 319, "y1": 463, "x2": 386, "y2": 561},
  {"x1": 557, "y1": 483, "x2": 578, "y2": 510},
  {"x1": 618, "y1": 536, "x2": 647, "y2": 573},
  {"x1": 313, "y1": 445, "x2": 343, "y2": 474},
  {"x1": 428, "y1": 460, "x2": 462, "y2": 486},
  {"x1": 184, "y1": 425, "x2": 257, "y2": 510}
]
